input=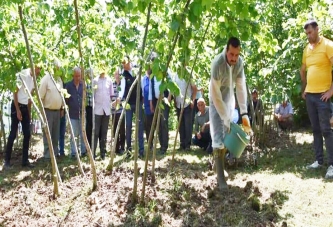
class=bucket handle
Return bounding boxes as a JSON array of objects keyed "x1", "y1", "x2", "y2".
[{"x1": 236, "y1": 133, "x2": 248, "y2": 145}]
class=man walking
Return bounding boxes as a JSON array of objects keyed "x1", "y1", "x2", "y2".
[
  {"x1": 300, "y1": 19, "x2": 333, "y2": 178},
  {"x1": 209, "y1": 37, "x2": 252, "y2": 191}
]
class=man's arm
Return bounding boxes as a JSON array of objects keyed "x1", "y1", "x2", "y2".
[
  {"x1": 300, "y1": 64, "x2": 307, "y2": 99},
  {"x1": 320, "y1": 58, "x2": 333, "y2": 102},
  {"x1": 13, "y1": 90, "x2": 22, "y2": 121}
]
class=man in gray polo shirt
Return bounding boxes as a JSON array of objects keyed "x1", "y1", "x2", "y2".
[{"x1": 192, "y1": 98, "x2": 212, "y2": 153}]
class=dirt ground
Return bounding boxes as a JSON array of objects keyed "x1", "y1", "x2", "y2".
[{"x1": 0, "y1": 130, "x2": 332, "y2": 227}]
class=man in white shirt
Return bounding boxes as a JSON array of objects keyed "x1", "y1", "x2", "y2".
[
  {"x1": 209, "y1": 37, "x2": 252, "y2": 191},
  {"x1": 174, "y1": 73, "x2": 197, "y2": 151},
  {"x1": 39, "y1": 62, "x2": 63, "y2": 159},
  {"x1": 92, "y1": 71, "x2": 114, "y2": 160},
  {"x1": 274, "y1": 99, "x2": 293, "y2": 131},
  {"x1": 4, "y1": 66, "x2": 41, "y2": 169}
]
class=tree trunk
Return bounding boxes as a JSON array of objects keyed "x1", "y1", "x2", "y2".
[
  {"x1": 108, "y1": 78, "x2": 138, "y2": 171},
  {"x1": 18, "y1": 5, "x2": 60, "y2": 198},
  {"x1": 74, "y1": 0, "x2": 98, "y2": 191}
]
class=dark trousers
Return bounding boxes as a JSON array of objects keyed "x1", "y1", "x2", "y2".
[
  {"x1": 125, "y1": 103, "x2": 144, "y2": 154},
  {"x1": 159, "y1": 104, "x2": 170, "y2": 151},
  {"x1": 176, "y1": 106, "x2": 193, "y2": 149},
  {"x1": 192, "y1": 131, "x2": 211, "y2": 149},
  {"x1": 112, "y1": 112, "x2": 125, "y2": 153},
  {"x1": 86, "y1": 106, "x2": 93, "y2": 148},
  {"x1": 5, "y1": 101, "x2": 31, "y2": 165},
  {"x1": 43, "y1": 109, "x2": 60, "y2": 158},
  {"x1": 94, "y1": 113, "x2": 110, "y2": 157},
  {"x1": 144, "y1": 114, "x2": 154, "y2": 143},
  {"x1": 59, "y1": 115, "x2": 66, "y2": 155},
  {"x1": 306, "y1": 93, "x2": 333, "y2": 166}
]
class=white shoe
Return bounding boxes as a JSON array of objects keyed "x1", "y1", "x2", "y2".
[
  {"x1": 325, "y1": 165, "x2": 333, "y2": 179},
  {"x1": 306, "y1": 161, "x2": 322, "y2": 169}
]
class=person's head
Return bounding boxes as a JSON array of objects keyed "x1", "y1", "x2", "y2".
[
  {"x1": 34, "y1": 66, "x2": 41, "y2": 76},
  {"x1": 197, "y1": 98, "x2": 206, "y2": 112},
  {"x1": 251, "y1": 89, "x2": 258, "y2": 101},
  {"x1": 85, "y1": 68, "x2": 94, "y2": 80},
  {"x1": 53, "y1": 59, "x2": 61, "y2": 70},
  {"x1": 282, "y1": 99, "x2": 288, "y2": 107},
  {"x1": 226, "y1": 37, "x2": 241, "y2": 66},
  {"x1": 73, "y1": 67, "x2": 81, "y2": 83},
  {"x1": 304, "y1": 19, "x2": 319, "y2": 44}
]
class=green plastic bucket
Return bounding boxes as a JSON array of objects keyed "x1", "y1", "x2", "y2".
[{"x1": 223, "y1": 123, "x2": 250, "y2": 158}]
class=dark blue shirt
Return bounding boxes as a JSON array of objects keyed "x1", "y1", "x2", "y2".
[{"x1": 65, "y1": 80, "x2": 83, "y2": 119}]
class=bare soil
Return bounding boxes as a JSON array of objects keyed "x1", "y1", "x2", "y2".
[{"x1": 0, "y1": 130, "x2": 332, "y2": 227}]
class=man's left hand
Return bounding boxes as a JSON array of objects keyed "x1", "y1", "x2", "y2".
[
  {"x1": 242, "y1": 115, "x2": 253, "y2": 134},
  {"x1": 321, "y1": 90, "x2": 333, "y2": 102}
]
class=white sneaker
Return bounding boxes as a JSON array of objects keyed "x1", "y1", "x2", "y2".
[
  {"x1": 306, "y1": 161, "x2": 322, "y2": 169},
  {"x1": 325, "y1": 165, "x2": 333, "y2": 179}
]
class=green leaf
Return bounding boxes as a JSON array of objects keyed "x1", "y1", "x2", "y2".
[
  {"x1": 202, "y1": 0, "x2": 214, "y2": 10},
  {"x1": 167, "y1": 81, "x2": 180, "y2": 96},
  {"x1": 170, "y1": 19, "x2": 179, "y2": 32},
  {"x1": 89, "y1": 0, "x2": 96, "y2": 6}
]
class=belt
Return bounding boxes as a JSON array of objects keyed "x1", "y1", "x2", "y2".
[
  {"x1": 44, "y1": 108, "x2": 60, "y2": 111},
  {"x1": 18, "y1": 103, "x2": 28, "y2": 108}
]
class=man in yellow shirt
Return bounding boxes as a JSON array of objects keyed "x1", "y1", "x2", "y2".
[{"x1": 300, "y1": 19, "x2": 333, "y2": 179}]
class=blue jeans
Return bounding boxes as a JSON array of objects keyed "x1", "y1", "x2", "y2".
[
  {"x1": 70, "y1": 118, "x2": 86, "y2": 156},
  {"x1": 176, "y1": 106, "x2": 193, "y2": 149},
  {"x1": 59, "y1": 115, "x2": 66, "y2": 155},
  {"x1": 306, "y1": 93, "x2": 333, "y2": 166},
  {"x1": 125, "y1": 104, "x2": 144, "y2": 155}
]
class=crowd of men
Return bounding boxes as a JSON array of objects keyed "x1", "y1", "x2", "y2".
[{"x1": 2, "y1": 19, "x2": 333, "y2": 191}]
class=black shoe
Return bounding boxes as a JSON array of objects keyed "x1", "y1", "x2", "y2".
[
  {"x1": 22, "y1": 161, "x2": 34, "y2": 168},
  {"x1": 81, "y1": 153, "x2": 87, "y2": 157},
  {"x1": 185, "y1": 147, "x2": 191, "y2": 152},
  {"x1": 3, "y1": 162, "x2": 13, "y2": 170},
  {"x1": 101, "y1": 154, "x2": 105, "y2": 160}
]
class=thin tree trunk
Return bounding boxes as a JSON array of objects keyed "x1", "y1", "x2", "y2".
[
  {"x1": 74, "y1": 0, "x2": 98, "y2": 191},
  {"x1": 141, "y1": 0, "x2": 192, "y2": 201},
  {"x1": 108, "y1": 78, "x2": 138, "y2": 171},
  {"x1": 47, "y1": 72, "x2": 85, "y2": 176},
  {"x1": 171, "y1": 18, "x2": 211, "y2": 168},
  {"x1": 149, "y1": 101, "x2": 161, "y2": 182},
  {"x1": 18, "y1": 5, "x2": 60, "y2": 197},
  {"x1": 132, "y1": 1, "x2": 153, "y2": 204},
  {"x1": 0, "y1": 99, "x2": 6, "y2": 151}
]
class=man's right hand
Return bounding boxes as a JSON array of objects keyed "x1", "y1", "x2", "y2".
[
  {"x1": 302, "y1": 92, "x2": 306, "y2": 100},
  {"x1": 150, "y1": 104, "x2": 154, "y2": 113},
  {"x1": 17, "y1": 109, "x2": 22, "y2": 121},
  {"x1": 196, "y1": 132, "x2": 201, "y2": 139}
]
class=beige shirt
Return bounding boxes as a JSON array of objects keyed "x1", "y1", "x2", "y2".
[
  {"x1": 16, "y1": 69, "x2": 34, "y2": 105},
  {"x1": 39, "y1": 73, "x2": 63, "y2": 109}
]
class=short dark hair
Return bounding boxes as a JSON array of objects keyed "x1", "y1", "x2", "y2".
[
  {"x1": 227, "y1": 37, "x2": 241, "y2": 51},
  {"x1": 304, "y1": 19, "x2": 318, "y2": 29}
]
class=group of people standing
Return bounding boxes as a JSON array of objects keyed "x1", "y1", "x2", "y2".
[{"x1": 3, "y1": 19, "x2": 333, "y2": 192}]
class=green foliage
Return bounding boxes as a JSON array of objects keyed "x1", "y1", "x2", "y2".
[{"x1": 0, "y1": 0, "x2": 332, "y2": 127}]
